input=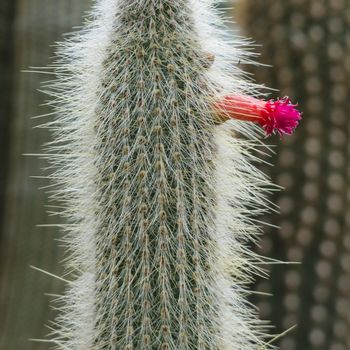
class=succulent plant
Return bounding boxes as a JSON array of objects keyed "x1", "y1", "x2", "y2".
[{"x1": 38, "y1": 0, "x2": 298, "y2": 348}]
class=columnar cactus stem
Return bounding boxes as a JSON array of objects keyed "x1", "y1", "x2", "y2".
[{"x1": 43, "y1": 0, "x2": 277, "y2": 349}]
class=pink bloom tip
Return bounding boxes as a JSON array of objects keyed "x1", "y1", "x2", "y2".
[{"x1": 214, "y1": 95, "x2": 302, "y2": 137}]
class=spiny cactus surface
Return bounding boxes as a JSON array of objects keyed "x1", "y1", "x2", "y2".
[{"x1": 42, "y1": 0, "x2": 276, "y2": 349}]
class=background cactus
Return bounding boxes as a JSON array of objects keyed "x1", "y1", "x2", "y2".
[
  {"x1": 39, "y1": 0, "x2": 277, "y2": 349},
  {"x1": 236, "y1": 0, "x2": 350, "y2": 349}
]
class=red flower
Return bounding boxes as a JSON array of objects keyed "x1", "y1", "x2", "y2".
[{"x1": 214, "y1": 95, "x2": 302, "y2": 137}]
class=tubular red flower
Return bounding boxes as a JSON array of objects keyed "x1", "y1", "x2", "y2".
[{"x1": 214, "y1": 95, "x2": 302, "y2": 136}]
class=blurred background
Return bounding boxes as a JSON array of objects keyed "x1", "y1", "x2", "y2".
[{"x1": 0, "y1": 0, "x2": 349, "y2": 349}]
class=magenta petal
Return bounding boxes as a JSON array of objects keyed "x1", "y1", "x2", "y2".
[{"x1": 261, "y1": 97, "x2": 302, "y2": 136}]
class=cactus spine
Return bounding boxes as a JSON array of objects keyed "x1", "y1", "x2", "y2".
[{"x1": 44, "y1": 0, "x2": 274, "y2": 348}]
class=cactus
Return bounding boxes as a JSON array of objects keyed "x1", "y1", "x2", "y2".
[
  {"x1": 41, "y1": 0, "x2": 278, "y2": 348},
  {"x1": 237, "y1": 1, "x2": 350, "y2": 349}
]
